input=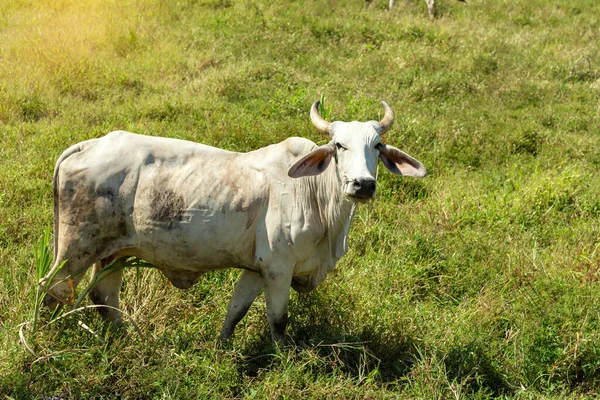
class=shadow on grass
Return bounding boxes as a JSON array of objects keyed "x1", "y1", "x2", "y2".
[
  {"x1": 238, "y1": 288, "x2": 417, "y2": 386},
  {"x1": 238, "y1": 289, "x2": 513, "y2": 397},
  {"x1": 444, "y1": 343, "x2": 512, "y2": 397}
]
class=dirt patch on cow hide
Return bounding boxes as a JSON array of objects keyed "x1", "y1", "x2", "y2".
[{"x1": 150, "y1": 188, "x2": 185, "y2": 229}]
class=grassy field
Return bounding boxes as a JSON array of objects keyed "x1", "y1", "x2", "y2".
[{"x1": 1, "y1": 0, "x2": 600, "y2": 398}]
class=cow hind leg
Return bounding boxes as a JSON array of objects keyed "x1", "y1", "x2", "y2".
[
  {"x1": 43, "y1": 218, "x2": 123, "y2": 306},
  {"x1": 219, "y1": 270, "x2": 263, "y2": 340},
  {"x1": 88, "y1": 256, "x2": 125, "y2": 326},
  {"x1": 42, "y1": 252, "x2": 97, "y2": 308}
]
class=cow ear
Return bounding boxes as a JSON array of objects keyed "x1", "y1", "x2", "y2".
[
  {"x1": 378, "y1": 144, "x2": 427, "y2": 178},
  {"x1": 288, "y1": 145, "x2": 335, "y2": 178}
]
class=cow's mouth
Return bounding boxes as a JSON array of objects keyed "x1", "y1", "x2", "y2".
[{"x1": 345, "y1": 193, "x2": 375, "y2": 203}]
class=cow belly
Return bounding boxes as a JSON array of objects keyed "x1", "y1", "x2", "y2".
[{"x1": 132, "y1": 210, "x2": 258, "y2": 271}]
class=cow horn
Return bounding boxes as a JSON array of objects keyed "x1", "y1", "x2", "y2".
[
  {"x1": 310, "y1": 101, "x2": 331, "y2": 135},
  {"x1": 378, "y1": 101, "x2": 395, "y2": 134}
]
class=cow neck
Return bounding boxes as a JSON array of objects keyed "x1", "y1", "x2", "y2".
[{"x1": 310, "y1": 161, "x2": 356, "y2": 260}]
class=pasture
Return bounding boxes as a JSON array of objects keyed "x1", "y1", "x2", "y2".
[{"x1": 1, "y1": 0, "x2": 600, "y2": 398}]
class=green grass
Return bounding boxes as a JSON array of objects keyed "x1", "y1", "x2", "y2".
[{"x1": 1, "y1": 0, "x2": 600, "y2": 398}]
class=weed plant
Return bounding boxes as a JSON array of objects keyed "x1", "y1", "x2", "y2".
[
  {"x1": 32, "y1": 228, "x2": 65, "y2": 333},
  {"x1": 1, "y1": 0, "x2": 600, "y2": 398}
]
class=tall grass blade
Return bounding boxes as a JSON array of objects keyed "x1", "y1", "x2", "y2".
[{"x1": 33, "y1": 228, "x2": 54, "y2": 333}]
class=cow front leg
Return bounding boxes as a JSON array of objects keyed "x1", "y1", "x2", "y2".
[
  {"x1": 88, "y1": 258, "x2": 124, "y2": 326},
  {"x1": 219, "y1": 270, "x2": 263, "y2": 340},
  {"x1": 263, "y1": 268, "x2": 294, "y2": 343}
]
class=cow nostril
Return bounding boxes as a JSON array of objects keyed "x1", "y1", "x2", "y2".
[
  {"x1": 358, "y1": 179, "x2": 375, "y2": 190},
  {"x1": 349, "y1": 178, "x2": 376, "y2": 198}
]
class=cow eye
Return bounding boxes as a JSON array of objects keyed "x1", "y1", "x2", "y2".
[{"x1": 335, "y1": 142, "x2": 345, "y2": 150}]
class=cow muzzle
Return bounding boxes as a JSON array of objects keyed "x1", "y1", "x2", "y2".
[{"x1": 345, "y1": 177, "x2": 376, "y2": 202}]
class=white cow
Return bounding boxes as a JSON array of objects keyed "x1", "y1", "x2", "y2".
[{"x1": 43, "y1": 101, "x2": 426, "y2": 342}]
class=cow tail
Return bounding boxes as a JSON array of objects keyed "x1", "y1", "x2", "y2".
[{"x1": 52, "y1": 142, "x2": 85, "y2": 260}]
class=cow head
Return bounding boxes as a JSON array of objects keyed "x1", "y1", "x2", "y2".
[{"x1": 288, "y1": 101, "x2": 427, "y2": 202}]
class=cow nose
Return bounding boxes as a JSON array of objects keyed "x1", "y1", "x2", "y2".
[{"x1": 351, "y1": 178, "x2": 376, "y2": 199}]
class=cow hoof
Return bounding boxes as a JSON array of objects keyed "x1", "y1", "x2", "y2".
[
  {"x1": 217, "y1": 339, "x2": 233, "y2": 350},
  {"x1": 42, "y1": 293, "x2": 60, "y2": 309}
]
